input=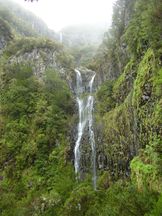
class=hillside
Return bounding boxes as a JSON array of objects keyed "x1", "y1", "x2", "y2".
[
  {"x1": 0, "y1": 0, "x2": 58, "y2": 39},
  {"x1": 92, "y1": 0, "x2": 162, "y2": 214},
  {"x1": 0, "y1": 0, "x2": 162, "y2": 215}
]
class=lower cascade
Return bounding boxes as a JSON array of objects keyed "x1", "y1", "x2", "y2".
[{"x1": 74, "y1": 68, "x2": 97, "y2": 190}]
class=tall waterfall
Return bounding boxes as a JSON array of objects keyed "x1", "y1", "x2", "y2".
[{"x1": 74, "y1": 69, "x2": 97, "y2": 189}]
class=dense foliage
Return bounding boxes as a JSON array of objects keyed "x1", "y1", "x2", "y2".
[
  {"x1": 0, "y1": 0, "x2": 162, "y2": 215},
  {"x1": 94, "y1": 0, "x2": 162, "y2": 215},
  {"x1": 0, "y1": 62, "x2": 75, "y2": 215}
]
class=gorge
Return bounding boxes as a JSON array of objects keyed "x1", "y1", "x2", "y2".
[{"x1": 0, "y1": 0, "x2": 162, "y2": 215}]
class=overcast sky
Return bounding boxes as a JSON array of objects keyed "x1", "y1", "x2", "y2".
[{"x1": 12, "y1": 0, "x2": 116, "y2": 31}]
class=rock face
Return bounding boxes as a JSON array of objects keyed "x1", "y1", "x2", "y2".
[
  {"x1": 94, "y1": 103, "x2": 135, "y2": 180},
  {"x1": 0, "y1": 18, "x2": 13, "y2": 55},
  {"x1": 89, "y1": 0, "x2": 162, "y2": 189},
  {"x1": 73, "y1": 67, "x2": 97, "y2": 93},
  {"x1": 71, "y1": 66, "x2": 135, "y2": 181},
  {"x1": 71, "y1": 66, "x2": 135, "y2": 182},
  {"x1": 9, "y1": 48, "x2": 66, "y2": 78},
  {"x1": 6, "y1": 39, "x2": 74, "y2": 88},
  {"x1": 0, "y1": 36, "x2": 7, "y2": 55},
  {"x1": 72, "y1": 67, "x2": 98, "y2": 180},
  {"x1": 0, "y1": 19, "x2": 73, "y2": 84},
  {"x1": 94, "y1": 48, "x2": 162, "y2": 188}
]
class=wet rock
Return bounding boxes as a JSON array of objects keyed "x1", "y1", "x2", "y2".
[
  {"x1": 0, "y1": 176, "x2": 4, "y2": 181},
  {"x1": 9, "y1": 48, "x2": 66, "y2": 79},
  {"x1": 0, "y1": 36, "x2": 7, "y2": 55},
  {"x1": 142, "y1": 95, "x2": 150, "y2": 101},
  {"x1": 72, "y1": 67, "x2": 97, "y2": 94}
]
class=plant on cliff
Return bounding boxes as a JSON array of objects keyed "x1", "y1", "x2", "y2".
[
  {"x1": 93, "y1": 0, "x2": 162, "y2": 215},
  {"x1": 0, "y1": 0, "x2": 162, "y2": 215},
  {"x1": 0, "y1": 60, "x2": 75, "y2": 215}
]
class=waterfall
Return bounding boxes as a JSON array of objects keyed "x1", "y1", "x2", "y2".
[
  {"x1": 74, "y1": 69, "x2": 97, "y2": 189},
  {"x1": 88, "y1": 74, "x2": 97, "y2": 190},
  {"x1": 59, "y1": 31, "x2": 63, "y2": 43}
]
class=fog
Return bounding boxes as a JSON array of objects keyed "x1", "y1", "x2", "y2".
[{"x1": 12, "y1": 0, "x2": 116, "y2": 31}]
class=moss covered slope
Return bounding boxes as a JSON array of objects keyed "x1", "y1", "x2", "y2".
[
  {"x1": 94, "y1": 0, "x2": 162, "y2": 215},
  {"x1": 0, "y1": 0, "x2": 162, "y2": 215}
]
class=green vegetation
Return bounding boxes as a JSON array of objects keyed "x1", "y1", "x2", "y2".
[
  {"x1": 0, "y1": 0, "x2": 162, "y2": 215},
  {"x1": 68, "y1": 44, "x2": 98, "y2": 67},
  {"x1": 5, "y1": 38, "x2": 60, "y2": 57},
  {"x1": 0, "y1": 17, "x2": 13, "y2": 40},
  {"x1": 93, "y1": 0, "x2": 162, "y2": 215},
  {"x1": 0, "y1": 62, "x2": 75, "y2": 215},
  {"x1": 0, "y1": 0, "x2": 57, "y2": 39}
]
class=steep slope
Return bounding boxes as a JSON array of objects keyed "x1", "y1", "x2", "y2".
[
  {"x1": 91, "y1": 0, "x2": 162, "y2": 214},
  {"x1": 0, "y1": 0, "x2": 57, "y2": 39},
  {"x1": 0, "y1": 18, "x2": 13, "y2": 54},
  {"x1": 0, "y1": 0, "x2": 162, "y2": 215},
  {"x1": 5, "y1": 37, "x2": 74, "y2": 81},
  {"x1": 0, "y1": 1, "x2": 76, "y2": 215}
]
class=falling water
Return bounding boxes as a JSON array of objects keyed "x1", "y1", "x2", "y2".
[
  {"x1": 88, "y1": 74, "x2": 97, "y2": 190},
  {"x1": 74, "y1": 69, "x2": 97, "y2": 189},
  {"x1": 59, "y1": 31, "x2": 63, "y2": 43}
]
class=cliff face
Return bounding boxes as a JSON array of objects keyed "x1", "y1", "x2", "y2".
[
  {"x1": 0, "y1": 0, "x2": 58, "y2": 39},
  {"x1": 0, "y1": 0, "x2": 74, "y2": 83},
  {"x1": 0, "y1": 5, "x2": 76, "y2": 216},
  {"x1": 5, "y1": 38, "x2": 74, "y2": 83},
  {"x1": 0, "y1": 18, "x2": 13, "y2": 55},
  {"x1": 0, "y1": 0, "x2": 162, "y2": 215},
  {"x1": 94, "y1": 0, "x2": 162, "y2": 193},
  {"x1": 89, "y1": 0, "x2": 136, "y2": 82}
]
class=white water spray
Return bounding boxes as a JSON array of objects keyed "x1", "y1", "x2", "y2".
[{"x1": 74, "y1": 69, "x2": 96, "y2": 189}]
